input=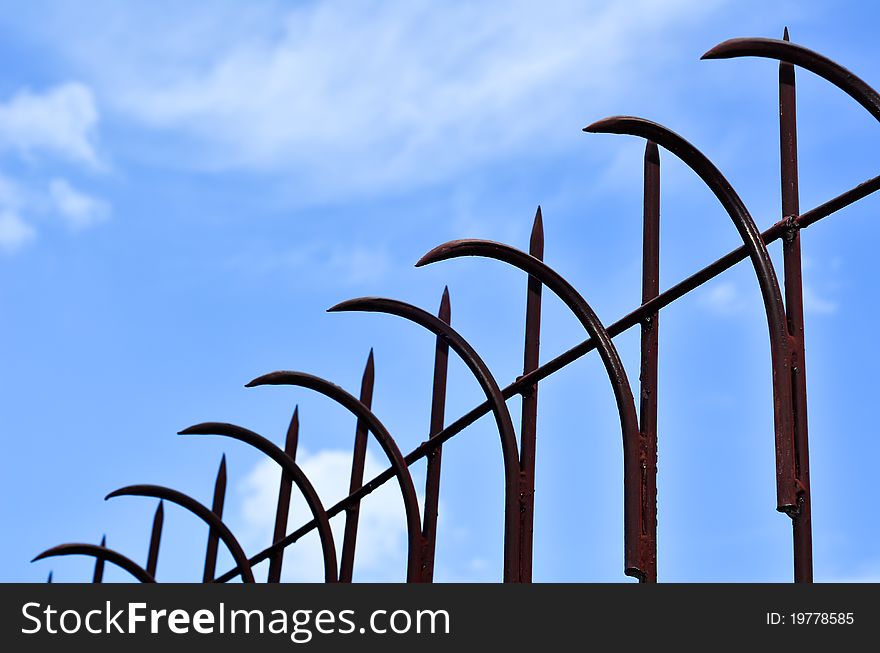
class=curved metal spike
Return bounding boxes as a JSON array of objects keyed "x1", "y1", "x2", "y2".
[
  {"x1": 416, "y1": 238, "x2": 647, "y2": 581},
  {"x1": 328, "y1": 296, "x2": 523, "y2": 582},
  {"x1": 245, "y1": 370, "x2": 423, "y2": 582},
  {"x1": 105, "y1": 484, "x2": 255, "y2": 583},
  {"x1": 33, "y1": 544, "x2": 155, "y2": 583},
  {"x1": 701, "y1": 37, "x2": 880, "y2": 122},
  {"x1": 583, "y1": 116, "x2": 798, "y2": 515},
  {"x1": 178, "y1": 422, "x2": 338, "y2": 583}
]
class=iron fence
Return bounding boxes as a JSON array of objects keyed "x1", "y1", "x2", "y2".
[{"x1": 34, "y1": 30, "x2": 880, "y2": 584}]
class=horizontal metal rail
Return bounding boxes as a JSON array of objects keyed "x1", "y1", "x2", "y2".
[{"x1": 214, "y1": 173, "x2": 880, "y2": 583}]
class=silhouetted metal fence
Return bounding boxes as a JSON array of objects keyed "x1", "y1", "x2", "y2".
[{"x1": 35, "y1": 31, "x2": 880, "y2": 584}]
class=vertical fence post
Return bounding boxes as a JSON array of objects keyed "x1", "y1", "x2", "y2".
[
  {"x1": 639, "y1": 142, "x2": 660, "y2": 583},
  {"x1": 145, "y1": 500, "x2": 163, "y2": 579},
  {"x1": 202, "y1": 455, "x2": 227, "y2": 582},
  {"x1": 339, "y1": 350, "x2": 376, "y2": 582},
  {"x1": 519, "y1": 208, "x2": 544, "y2": 582},
  {"x1": 91, "y1": 535, "x2": 106, "y2": 583},
  {"x1": 267, "y1": 407, "x2": 300, "y2": 583},
  {"x1": 421, "y1": 287, "x2": 451, "y2": 582},
  {"x1": 779, "y1": 27, "x2": 813, "y2": 583}
]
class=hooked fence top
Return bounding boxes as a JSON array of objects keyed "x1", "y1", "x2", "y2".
[{"x1": 33, "y1": 29, "x2": 880, "y2": 584}]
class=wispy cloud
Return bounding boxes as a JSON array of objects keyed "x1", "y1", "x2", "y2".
[
  {"x1": 0, "y1": 82, "x2": 101, "y2": 167},
  {"x1": 0, "y1": 210, "x2": 35, "y2": 252},
  {"x1": 236, "y1": 447, "x2": 418, "y2": 582},
  {"x1": 49, "y1": 178, "x2": 110, "y2": 230},
  {"x1": 699, "y1": 281, "x2": 747, "y2": 315},
  {"x1": 52, "y1": 0, "x2": 722, "y2": 199},
  {"x1": 802, "y1": 284, "x2": 837, "y2": 315},
  {"x1": 229, "y1": 242, "x2": 393, "y2": 288},
  {"x1": 0, "y1": 175, "x2": 33, "y2": 251},
  {"x1": 0, "y1": 83, "x2": 109, "y2": 251}
]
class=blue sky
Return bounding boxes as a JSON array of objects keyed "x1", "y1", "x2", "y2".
[{"x1": 1, "y1": 0, "x2": 879, "y2": 582}]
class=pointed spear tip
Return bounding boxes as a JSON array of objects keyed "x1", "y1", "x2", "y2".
[
  {"x1": 100, "y1": 535, "x2": 106, "y2": 546},
  {"x1": 155, "y1": 500, "x2": 165, "y2": 517},
  {"x1": 699, "y1": 43, "x2": 728, "y2": 61},
  {"x1": 47, "y1": 571, "x2": 53, "y2": 583},
  {"x1": 283, "y1": 403, "x2": 300, "y2": 458},
  {"x1": 783, "y1": 26, "x2": 790, "y2": 41},
  {"x1": 439, "y1": 285, "x2": 451, "y2": 321},
  {"x1": 529, "y1": 205, "x2": 545, "y2": 258},
  {"x1": 363, "y1": 348, "x2": 375, "y2": 378},
  {"x1": 583, "y1": 115, "x2": 625, "y2": 133},
  {"x1": 327, "y1": 297, "x2": 367, "y2": 313},
  {"x1": 217, "y1": 453, "x2": 227, "y2": 478},
  {"x1": 532, "y1": 205, "x2": 544, "y2": 232}
]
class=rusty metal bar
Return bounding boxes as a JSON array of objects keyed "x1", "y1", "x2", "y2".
[
  {"x1": 702, "y1": 36, "x2": 880, "y2": 122},
  {"x1": 267, "y1": 406, "x2": 300, "y2": 583},
  {"x1": 339, "y1": 352, "x2": 375, "y2": 583},
  {"x1": 92, "y1": 534, "x2": 106, "y2": 583},
  {"x1": 421, "y1": 288, "x2": 451, "y2": 582},
  {"x1": 202, "y1": 454, "x2": 227, "y2": 582},
  {"x1": 145, "y1": 500, "x2": 163, "y2": 579},
  {"x1": 329, "y1": 298, "x2": 522, "y2": 580},
  {"x1": 517, "y1": 209, "x2": 543, "y2": 583},
  {"x1": 639, "y1": 142, "x2": 660, "y2": 582},
  {"x1": 213, "y1": 175, "x2": 880, "y2": 583},
  {"x1": 245, "y1": 372, "x2": 424, "y2": 582},
  {"x1": 34, "y1": 543, "x2": 156, "y2": 583},
  {"x1": 780, "y1": 27, "x2": 813, "y2": 583},
  {"x1": 107, "y1": 484, "x2": 256, "y2": 583},
  {"x1": 418, "y1": 239, "x2": 646, "y2": 580},
  {"x1": 180, "y1": 422, "x2": 339, "y2": 582},
  {"x1": 586, "y1": 117, "x2": 798, "y2": 517},
  {"x1": 328, "y1": 298, "x2": 522, "y2": 582}
]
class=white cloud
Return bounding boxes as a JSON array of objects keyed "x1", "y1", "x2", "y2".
[
  {"x1": 0, "y1": 82, "x2": 107, "y2": 251},
  {"x1": 802, "y1": 284, "x2": 837, "y2": 315},
  {"x1": 0, "y1": 210, "x2": 35, "y2": 252},
  {"x1": 0, "y1": 176, "x2": 34, "y2": 252},
  {"x1": 0, "y1": 82, "x2": 100, "y2": 167},
  {"x1": 236, "y1": 447, "x2": 418, "y2": 582},
  {"x1": 229, "y1": 242, "x2": 393, "y2": 287},
  {"x1": 57, "y1": 0, "x2": 722, "y2": 198},
  {"x1": 699, "y1": 281, "x2": 746, "y2": 315},
  {"x1": 327, "y1": 246, "x2": 391, "y2": 285},
  {"x1": 49, "y1": 178, "x2": 110, "y2": 230}
]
